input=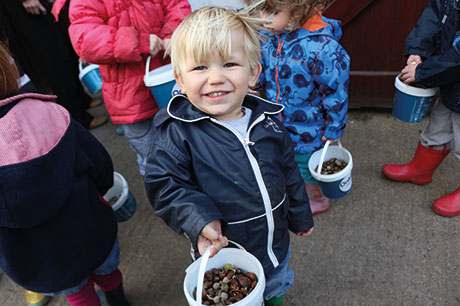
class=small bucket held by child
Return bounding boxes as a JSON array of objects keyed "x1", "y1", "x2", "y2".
[
  {"x1": 78, "y1": 62, "x2": 103, "y2": 95},
  {"x1": 144, "y1": 56, "x2": 181, "y2": 109},
  {"x1": 308, "y1": 140, "x2": 353, "y2": 199},
  {"x1": 103, "y1": 172, "x2": 137, "y2": 222},
  {"x1": 183, "y1": 242, "x2": 265, "y2": 306},
  {"x1": 392, "y1": 73, "x2": 437, "y2": 123}
]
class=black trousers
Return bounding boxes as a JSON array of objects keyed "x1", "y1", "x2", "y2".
[{"x1": 0, "y1": 0, "x2": 93, "y2": 127}]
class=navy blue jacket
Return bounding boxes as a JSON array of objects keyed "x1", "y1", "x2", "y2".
[
  {"x1": 0, "y1": 93, "x2": 117, "y2": 293},
  {"x1": 406, "y1": 0, "x2": 460, "y2": 113},
  {"x1": 144, "y1": 94, "x2": 313, "y2": 275}
]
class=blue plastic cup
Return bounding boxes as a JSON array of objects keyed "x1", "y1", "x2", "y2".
[
  {"x1": 393, "y1": 73, "x2": 437, "y2": 123},
  {"x1": 308, "y1": 140, "x2": 353, "y2": 199},
  {"x1": 144, "y1": 56, "x2": 182, "y2": 109},
  {"x1": 79, "y1": 62, "x2": 103, "y2": 95},
  {"x1": 103, "y1": 172, "x2": 137, "y2": 223}
]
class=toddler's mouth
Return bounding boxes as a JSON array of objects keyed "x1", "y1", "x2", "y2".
[{"x1": 206, "y1": 91, "x2": 228, "y2": 97}]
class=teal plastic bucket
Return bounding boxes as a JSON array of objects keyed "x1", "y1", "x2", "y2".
[
  {"x1": 144, "y1": 56, "x2": 181, "y2": 109},
  {"x1": 103, "y1": 172, "x2": 136, "y2": 222},
  {"x1": 79, "y1": 62, "x2": 103, "y2": 95},
  {"x1": 308, "y1": 140, "x2": 353, "y2": 199},
  {"x1": 393, "y1": 73, "x2": 437, "y2": 123}
]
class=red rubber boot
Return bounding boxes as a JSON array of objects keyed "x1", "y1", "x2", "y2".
[
  {"x1": 432, "y1": 187, "x2": 460, "y2": 217},
  {"x1": 381, "y1": 142, "x2": 450, "y2": 185}
]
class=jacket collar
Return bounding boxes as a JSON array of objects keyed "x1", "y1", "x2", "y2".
[
  {"x1": 154, "y1": 94, "x2": 284, "y2": 127},
  {"x1": 300, "y1": 11, "x2": 329, "y2": 32}
]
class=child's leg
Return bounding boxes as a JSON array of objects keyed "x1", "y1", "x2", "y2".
[
  {"x1": 122, "y1": 119, "x2": 155, "y2": 176},
  {"x1": 264, "y1": 247, "x2": 293, "y2": 306},
  {"x1": 65, "y1": 278, "x2": 100, "y2": 306},
  {"x1": 92, "y1": 269, "x2": 129, "y2": 306},
  {"x1": 294, "y1": 153, "x2": 330, "y2": 215},
  {"x1": 91, "y1": 240, "x2": 130, "y2": 306}
]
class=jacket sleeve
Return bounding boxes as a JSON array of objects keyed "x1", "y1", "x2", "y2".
[
  {"x1": 159, "y1": 0, "x2": 191, "y2": 39},
  {"x1": 415, "y1": 46, "x2": 460, "y2": 88},
  {"x1": 144, "y1": 131, "x2": 225, "y2": 247},
  {"x1": 74, "y1": 121, "x2": 114, "y2": 195},
  {"x1": 279, "y1": 122, "x2": 314, "y2": 233},
  {"x1": 68, "y1": 1, "x2": 150, "y2": 65},
  {"x1": 405, "y1": 0, "x2": 440, "y2": 58},
  {"x1": 314, "y1": 39, "x2": 350, "y2": 140}
]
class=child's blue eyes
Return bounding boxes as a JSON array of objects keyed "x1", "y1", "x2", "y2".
[
  {"x1": 193, "y1": 66, "x2": 206, "y2": 71},
  {"x1": 224, "y1": 63, "x2": 236, "y2": 68}
]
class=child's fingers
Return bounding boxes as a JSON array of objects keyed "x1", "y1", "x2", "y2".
[{"x1": 209, "y1": 235, "x2": 228, "y2": 258}]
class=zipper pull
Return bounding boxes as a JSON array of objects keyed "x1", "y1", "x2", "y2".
[{"x1": 244, "y1": 138, "x2": 255, "y2": 147}]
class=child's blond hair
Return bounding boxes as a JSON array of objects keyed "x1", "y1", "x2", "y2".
[
  {"x1": 245, "y1": 0, "x2": 328, "y2": 30},
  {"x1": 170, "y1": 6, "x2": 262, "y2": 77}
]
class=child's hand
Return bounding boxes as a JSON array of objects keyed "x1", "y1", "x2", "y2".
[
  {"x1": 295, "y1": 227, "x2": 314, "y2": 237},
  {"x1": 406, "y1": 55, "x2": 422, "y2": 66},
  {"x1": 163, "y1": 39, "x2": 171, "y2": 57},
  {"x1": 149, "y1": 34, "x2": 164, "y2": 57},
  {"x1": 321, "y1": 136, "x2": 340, "y2": 142},
  {"x1": 197, "y1": 220, "x2": 228, "y2": 257},
  {"x1": 400, "y1": 55, "x2": 422, "y2": 84},
  {"x1": 22, "y1": 0, "x2": 47, "y2": 15}
]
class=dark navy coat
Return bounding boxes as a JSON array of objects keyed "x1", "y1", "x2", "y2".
[
  {"x1": 144, "y1": 94, "x2": 313, "y2": 275},
  {"x1": 407, "y1": 0, "x2": 460, "y2": 113},
  {"x1": 0, "y1": 93, "x2": 117, "y2": 293}
]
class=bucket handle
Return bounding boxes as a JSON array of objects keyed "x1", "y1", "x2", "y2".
[
  {"x1": 78, "y1": 61, "x2": 83, "y2": 73},
  {"x1": 145, "y1": 55, "x2": 151, "y2": 78},
  {"x1": 316, "y1": 140, "x2": 343, "y2": 176},
  {"x1": 195, "y1": 240, "x2": 245, "y2": 306}
]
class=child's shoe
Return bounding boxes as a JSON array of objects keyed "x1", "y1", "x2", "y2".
[
  {"x1": 265, "y1": 294, "x2": 283, "y2": 306},
  {"x1": 103, "y1": 284, "x2": 130, "y2": 306},
  {"x1": 116, "y1": 125, "x2": 125, "y2": 136},
  {"x1": 305, "y1": 182, "x2": 330, "y2": 215},
  {"x1": 432, "y1": 186, "x2": 460, "y2": 217},
  {"x1": 24, "y1": 290, "x2": 50, "y2": 306}
]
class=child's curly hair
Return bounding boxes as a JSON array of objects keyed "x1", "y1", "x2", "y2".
[{"x1": 245, "y1": 0, "x2": 328, "y2": 30}]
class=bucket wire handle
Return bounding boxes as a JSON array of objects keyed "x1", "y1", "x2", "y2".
[
  {"x1": 145, "y1": 55, "x2": 151, "y2": 78},
  {"x1": 194, "y1": 240, "x2": 246, "y2": 306},
  {"x1": 78, "y1": 61, "x2": 83, "y2": 73},
  {"x1": 196, "y1": 245, "x2": 213, "y2": 306},
  {"x1": 316, "y1": 140, "x2": 343, "y2": 176}
]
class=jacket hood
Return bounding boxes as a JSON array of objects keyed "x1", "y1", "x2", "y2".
[
  {"x1": 299, "y1": 16, "x2": 343, "y2": 41},
  {"x1": 263, "y1": 16, "x2": 343, "y2": 42},
  {"x1": 0, "y1": 95, "x2": 75, "y2": 229},
  {"x1": 154, "y1": 94, "x2": 284, "y2": 127}
]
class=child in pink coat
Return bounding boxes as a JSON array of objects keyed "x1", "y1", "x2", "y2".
[{"x1": 52, "y1": 0, "x2": 191, "y2": 176}]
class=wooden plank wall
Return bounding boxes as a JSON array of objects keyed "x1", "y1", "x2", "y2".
[{"x1": 325, "y1": 0, "x2": 430, "y2": 108}]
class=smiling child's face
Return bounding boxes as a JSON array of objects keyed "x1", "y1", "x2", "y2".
[{"x1": 175, "y1": 28, "x2": 261, "y2": 121}]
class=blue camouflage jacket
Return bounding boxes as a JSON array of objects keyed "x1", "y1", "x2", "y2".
[
  {"x1": 260, "y1": 14, "x2": 350, "y2": 154},
  {"x1": 407, "y1": 0, "x2": 460, "y2": 114}
]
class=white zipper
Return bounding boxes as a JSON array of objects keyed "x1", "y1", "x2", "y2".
[{"x1": 211, "y1": 115, "x2": 280, "y2": 268}]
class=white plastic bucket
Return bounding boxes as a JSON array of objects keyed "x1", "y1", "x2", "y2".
[
  {"x1": 393, "y1": 73, "x2": 437, "y2": 123},
  {"x1": 143, "y1": 56, "x2": 181, "y2": 109},
  {"x1": 103, "y1": 172, "x2": 136, "y2": 222},
  {"x1": 308, "y1": 140, "x2": 353, "y2": 199},
  {"x1": 78, "y1": 62, "x2": 103, "y2": 95},
  {"x1": 184, "y1": 243, "x2": 265, "y2": 306}
]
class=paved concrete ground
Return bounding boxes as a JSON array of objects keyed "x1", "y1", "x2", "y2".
[{"x1": 1, "y1": 105, "x2": 459, "y2": 306}]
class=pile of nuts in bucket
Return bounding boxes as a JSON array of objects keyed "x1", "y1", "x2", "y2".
[
  {"x1": 316, "y1": 158, "x2": 348, "y2": 175},
  {"x1": 194, "y1": 264, "x2": 258, "y2": 305}
]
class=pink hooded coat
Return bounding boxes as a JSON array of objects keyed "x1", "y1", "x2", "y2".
[{"x1": 52, "y1": 0, "x2": 191, "y2": 124}]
